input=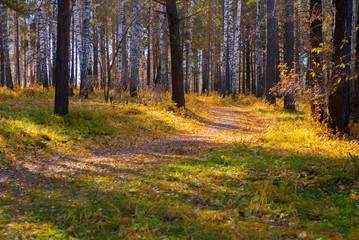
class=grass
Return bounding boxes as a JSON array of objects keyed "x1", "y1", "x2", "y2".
[{"x1": 0, "y1": 88, "x2": 358, "y2": 239}]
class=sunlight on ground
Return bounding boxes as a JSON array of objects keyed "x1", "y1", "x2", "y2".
[{"x1": 0, "y1": 88, "x2": 358, "y2": 239}]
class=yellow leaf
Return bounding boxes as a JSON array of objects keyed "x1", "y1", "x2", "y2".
[{"x1": 339, "y1": 63, "x2": 345, "y2": 69}]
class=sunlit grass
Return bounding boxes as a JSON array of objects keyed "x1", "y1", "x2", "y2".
[{"x1": 0, "y1": 88, "x2": 358, "y2": 239}]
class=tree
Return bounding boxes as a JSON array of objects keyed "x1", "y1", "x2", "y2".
[
  {"x1": 231, "y1": 0, "x2": 241, "y2": 97},
  {"x1": 166, "y1": 0, "x2": 185, "y2": 108},
  {"x1": 38, "y1": 0, "x2": 48, "y2": 88},
  {"x1": 130, "y1": 0, "x2": 140, "y2": 97},
  {"x1": 221, "y1": 0, "x2": 229, "y2": 96},
  {"x1": 328, "y1": 0, "x2": 353, "y2": 134},
  {"x1": 79, "y1": 0, "x2": 90, "y2": 97},
  {"x1": 255, "y1": 0, "x2": 263, "y2": 97},
  {"x1": 283, "y1": 0, "x2": 295, "y2": 110},
  {"x1": 54, "y1": 0, "x2": 70, "y2": 115},
  {"x1": 158, "y1": 4, "x2": 168, "y2": 90},
  {"x1": 185, "y1": 0, "x2": 194, "y2": 93},
  {"x1": 308, "y1": 0, "x2": 324, "y2": 122},
  {"x1": 27, "y1": 0, "x2": 34, "y2": 86},
  {"x1": 265, "y1": 0, "x2": 276, "y2": 104},
  {"x1": 1, "y1": 4, "x2": 13, "y2": 89}
]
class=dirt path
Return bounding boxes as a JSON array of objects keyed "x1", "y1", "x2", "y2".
[{"x1": 1, "y1": 105, "x2": 269, "y2": 186}]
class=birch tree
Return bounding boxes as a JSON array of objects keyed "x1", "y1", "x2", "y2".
[
  {"x1": 255, "y1": 0, "x2": 263, "y2": 97},
  {"x1": 185, "y1": 0, "x2": 194, "y2": 93},
  {"x1": 159, "y1": 4, "x2": 168, "y2": 90},
  {"x1": 27, "y1": 0, "x2": 34, "y2": 86},
  {"x1": 232, "y1": 0, "x2": 241, "y2": 97},
  {"x1": 221, "y1": 0, "x2": 229, "y2": 96},
  {"x1": 130, "y1": 0, "x2": 140, "y2": 96},
  {"x1": 79, "y1": 0, "x2": 90, "y2": 97},
  {"x1": 119, "y1": 1, "x2": 128, "y2": 91},
  {"x1": 38, "y1": 0, "x2": 48, "y2": 88}
]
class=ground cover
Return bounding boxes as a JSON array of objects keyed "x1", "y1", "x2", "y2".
[{"x1": 0, "y1": 88, "x2": 358, "y2": 239}]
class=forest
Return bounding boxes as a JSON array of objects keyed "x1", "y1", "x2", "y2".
[{"x1": 0, "y1": 0, "x2": 358, "y2": 239}]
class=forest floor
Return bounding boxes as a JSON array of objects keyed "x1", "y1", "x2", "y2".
[{"x1": 0, "y1": 88, "x2": 359, "y2": 239}]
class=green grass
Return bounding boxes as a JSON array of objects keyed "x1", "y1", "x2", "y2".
[{"x1": 0, "y1": 88, "x2": 358, "y2": 239}]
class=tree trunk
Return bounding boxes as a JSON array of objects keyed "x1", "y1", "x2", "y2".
[
  {"x1": 232, "y1": 0, "x2": 241, "y2": 97},
  {"x1": 119, "y1": 1, "x2": 128, "y2": 91},
  {"x1": 14, "y1": 12, "x2": 20, "y2": 88},
  {"x1": 130, "y1": 0, "x2": 140, "y2": 97},
  {"x1": 328, "y1": 0, "x2": 352, "y2": 133},
  {"x1": 52, "y1": 0, "x2": 58, "y2": 86},
  {"x1": 266, "y1": 0, "x2": 276, "y2": 104},
  {"x1": 256, "y1": 0, "x2": 263, "y2": 97},
  {"x1": 27, "y1": 0, "x2": 33, "y2": 86},
  {"x1": 185, "y1": 0, "x2": 194, "y2": 93},
  {"x1": 158, "y1": 4, "x2": 168, "y2": 90},
  {"x1": 283, "y1": 0, "x2": 296, "y2": 110},
  {"x1": 54, "y1": 0, "x2": 70, "y2": 115},
  {"x1": 166, "y1": 0, "x2": 185, "y2": 108},
  {"x1": 39, "y1": 0, "x2": 48, "y2": 88},
  {"x1": 1, "y1": 4, "x2": 13, "y2": 89},
  {"x1": 221, "y1": 0, "x2": 229, "y2": 96},
  {"x1": 308, "y1": 0, "x2": 325, "y2": 122},
  {"x1": 79, "y1": 0, "x2": 90, "y2": 97}
]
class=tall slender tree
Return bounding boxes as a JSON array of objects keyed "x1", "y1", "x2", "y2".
[
  {"x1": 1, "y1": 4, "x2": 13, "y2": 89},
  {"x1": 308, "y1": 0, "x2": 324, "y2": 122},
  {"x1": 166, "y1": 0, "x2": 185, "y2": 108},
  {"x1": 130, "y1": 0, "x2": 140, "y2": 96},
  {"x1": 283, "y1": 0, "x2": 296, "y2": 110},
  {"x1": 232, "y1": 0, "x2": 241, "y2": 97},
  {"x1": 328, "y1": 0, "x2": 352, "y2": 133},
  {"x1": 79, "y1": 0, "x2": 90, "y2": 97},
  {"x1": 38, "y1": 0, "x2": 48, "y2": 88},
  {"x1": 265, "y1": 0, "x2": 276, "y2": 104},
  {"x1": 255, "y1": 0, "x2": 263, "y2": 97},
  {"x1": 54, "y1": 0, "x2": 70, "y2": 115}
]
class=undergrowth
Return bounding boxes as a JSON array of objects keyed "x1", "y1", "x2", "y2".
[{"x1": 0, "y1": 88, "x2": 358, "y2": 239}]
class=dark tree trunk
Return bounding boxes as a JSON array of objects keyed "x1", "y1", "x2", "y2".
[
  {"x1": 351, "y1": 2, "x2": 359, "y2": 121},
  {"x1": 265, "y1": 0, "x2": 276, "y2": 104},
  {"x1": 283, "y1": 0, "x2": 296, "y2": 111},
  {"x1": 328, "y1": 0, "x2": 352, "y2": 133},
  {"x1": 166, "y1": 0, "x2": 185, "y2": 108},
  {"x1": 54, "y1": 0, "x2": 70, "y2": 115},
  {"x1": 202, "y1": 49, "x2": 209, "y2": 94},
  {"x1": 15, "y1": 12, "x2": 20, "y2": 88},
  {"x1": 0, "y1": 16, "x2": 4, "y2": 87},
  {"x1": 246, "y1": 39, "x2": 250, "y2": 93},
  {"x1": 308, "y1": 0, "x2": 325, "y2": 122}
]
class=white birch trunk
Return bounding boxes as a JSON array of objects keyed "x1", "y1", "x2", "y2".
[
  {"x1": 39, "y1": 0, "x2": 48, "y2": 88},
  {"x1": 186, "y1": 0, "x2": 194, "y2": 93},
  {"x1": 119, "y1": 1, "x2": 128, "y2": 90},
  {"x1": 130, "y1": 0, "x2": 140, "y2": 96},
  {"x1": 74, "y1": 0, "x2": 82, "y2": 85},
  {"x1": 221, "y1": 0, "x2": 229, "y2": 95},
  {"x1": 27, "y1": 0, "x2": 34, "y2": 86},
  {"x1": 255, "y1": 0, "x2": 263, "y2": 96},
  {"x1": 232, "y1": 0, "x2": 241, "y2": 96},
  {"x1": 80, "y1": 0, "x2": 91, "y2": 96},
  {"x1": 52, "y1": 0, "x2": 57, "y2": 78},
  {"x1": 159, "y1": 4, "x2": 168, "y2": 88}
]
